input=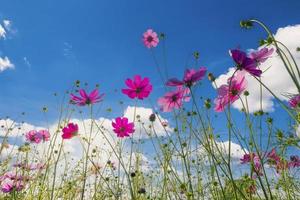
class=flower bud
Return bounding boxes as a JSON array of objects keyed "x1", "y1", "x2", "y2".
[
  {"x1": 149, "y1": 113, "x2": 156, "y2": 122},
  {"x1": 240, "y1": 20, "x2": 253, "y2": 29},
  {"x1": 259, "y1": 39, "x2": 267, "y2": 46},
  {"x1": 204, "y1": 98, "x2": 211, "y2": 109},
  {"x1": 138, "y1": 188, "x2": 146, "y2": 194},
  {"x1": 193, "y1": 51, "x2": 200, "y2": 59},
  {"x1": 159, "y1": 33, "x2": 165, "y2": 39},
  {"x1": 208, "y1": 73, "x2": 215, "y2": 82},
  {"x1": 75, "y1": 80, "x2": 80, "y2": 87}
]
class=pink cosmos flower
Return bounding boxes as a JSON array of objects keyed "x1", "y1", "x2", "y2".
[
  {"x1": 288, "y1": 94, "x2": 300, "y2": 108},
  {"x1": 288, "y1": 156, "x2": 300, "y2": 168},
  {"x1": 1, "y1": 180, "x2": 24, "y2": 193},
  {"x1": 25, "y1": 130, "x2": 42, "y2": 143},
  {"x1": 157, "y1": 86, "x2": 190, "y2": 112},
  {"x1": 266, "y1": 148, "x2": 281, "y2": 164},
  {"x1": 1, "y1": 181, "x2": 13, "y2": 193},
  {"x1": 275, "y1": 160, "x2": 288, "y2": 173},
  {"x1": 112, "y1": 117, "x2": 135, "y2": 138},
  {"x1": 25, "y1": 130, "x2": 50, "y2": 144},
  {"x1": 40, "y1": 130, "x2": 50, "y2": 141},
  {"x1": 214, "y1": 73, "x2": 247, "y2": 112},
  {"x1": 62, "y1": 123, "x2": 79, "y2": 139},
  {"x1": 142, "y1": 29, "x2": 159, "y2": 48},
  {"x1": 0, "y1": 171, "x2": 27, "y2": 193},
  {"x1": 240, "y1": 153, "x2": 255, "y2": 164},
  {"x1": 240, "y1": 153, "x2": 262, "y2": 175},
  {"x1": 122, "y1": 75, "x2": 152, "y2": 100},
  {"x1": 166, "y1": 67, "x2": 207, "y2": 87},
  {"x1": 266, "y1": 149, "x2": 290, "y2": 173},
  {"x1": 70, "y1": 89, "x2": 104, "y2": 106},
  {"x1": 249, "y1": 47, "x2": 274, "y2": 64},
  {"x1": 230, "y1": 49, "x2": 262, "y2": 77}
]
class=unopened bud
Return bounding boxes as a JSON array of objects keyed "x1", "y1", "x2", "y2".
[
  {"x1": 208, "y1": 73, "x2": 215, "y2": 82},
  {"x1": 240, "y1": 20, "x2": 253, "y2": 29},
  {"x1": 193, "y1": 51, "x2": 200, "y2": 59},
  {"x1": 149, "y1": 113, "x2": 156, "y2": 122}
]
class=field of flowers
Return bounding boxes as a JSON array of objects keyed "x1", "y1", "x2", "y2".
[{"x1": 0, "y1": 19, "x2": 300, "y2": 200}]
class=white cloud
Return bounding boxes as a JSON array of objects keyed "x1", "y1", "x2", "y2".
[
  {"x1": 0, "y1": 19, "x2": 15, "y2": 72},
  {"x1": 0, "y1": 24, "x2": 6, "y2": 39},
  {"x1": 0, "y1": 20, "x2": 14, "y2": 39},
  {"x1": 198, "y1": 141, "x2": 248, "y2": 161},
  {"x1": 3, "y1": 20, "x2": 11, "y2": 31},
  {"x1": 214, "y1": 141, "x2": 248, "y2": 159},
  {"x1": 214, "y1": 24, "x2": 300, "y2": 112},
  {"x1": 0, "y1": 56, "x2": 14, "y2": 72},
  {"x1": 23, "y1": 57, "x2": 31, "y2": 68},
  {"x1": 0, "y1": 118, "x2": 41, "y2": 138}
]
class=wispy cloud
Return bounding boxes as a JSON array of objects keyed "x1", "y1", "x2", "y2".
[
  {"x1": 0, "y1": 56, "x2": 14, "y2": 72},
  {"x1": 3, "y1": 20, "x2": 11, "y2": 30},
  {"x1": 0, "y1": 24, "x2": 6, "y2": 39},
  {"x1": 23, "y1": 57, "x2": 31, "y2": 69},
  {"x1": 0, "y1": 19, "x2": 15, "y2": 72},
  {"x1": 0, "y1": 19, "x2": 15, "y2": 39}
]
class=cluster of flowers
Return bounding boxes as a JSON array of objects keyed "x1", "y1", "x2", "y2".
[
  {"x1": 143, "y1": 29, "x2": 300, "y2": 115},
  {"x1": 0, "y1": 161, "x2": 45, "y2": 193},
  {"x1": 0, "y1": 172, "x2": 26, "y2": 193},
  {"x1": 240, "y1": 148, "x2": 300, "y2": 176},
  {"x1": 21, "y1": 29, "x2": 281, "y2": 143},
  {"x1": 214, "y1": 48, "x2": 274, "y2": 112},
  {"x1": 25, "y1": 130, "x2": 50, "y2": 144},
  {"x1": 158, "y1": 67, "x2": 207, "y2": 112}
]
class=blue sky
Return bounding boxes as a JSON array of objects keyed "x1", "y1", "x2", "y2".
[{"x1": 0, "y1": 0, "x2": 300, "y2": 127}]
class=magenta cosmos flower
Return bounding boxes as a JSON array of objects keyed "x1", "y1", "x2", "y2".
[
  {"x1": 112, "y1": 117, "x2": 135, "y2": 138},
  {"x1": 122, "y1": 75, "x2": 152, "y2": 100},
  {"x1": 157, "y1": 86, "x2": 190, "y2": 112},
  {"x1": 166, "y1": 67, "x2": 207, "y2": 88},
  {"x1": 143, "y1": 29, "x2": 159, "y2": 48},
  {"x1": 1, "y1": 180, "x2": 24, "y2": 193},
  {"x1": 288, "y1": 94, "x2": 300, "y2": 108},
  {"x1": 230, "y1": 49, "x2": 262, "y2": 77},
  {"x1": 0, "y1": 172, "x2": 27, "y2": 193},
  {"x1": 266, "y1": 148, "x2": 281, "y2": 164},
  {"x1": 249, "y1": 47, "x2": 274, "y2": 64},
  {"x1": 266, "y1": 149, "x2": 290, "y2": 173},
  {"x1": 62, "y1": 123, "x2": 79, "y2": 139},
  {"x1": 240, "y1": 153, "x2": 262, "y2": 175},
  {"x1": 288, "y1": 155, "x2": 300, "y2": 168},
  {"x1": 214, "y1": 73, "x2": 247, "y2": 112},
  {"x1": 70, "y1": 89, "x2": 104, "y2": 106},
  {"x1": 25, "y1": 130, "x2": 50, "y2": 144}
]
